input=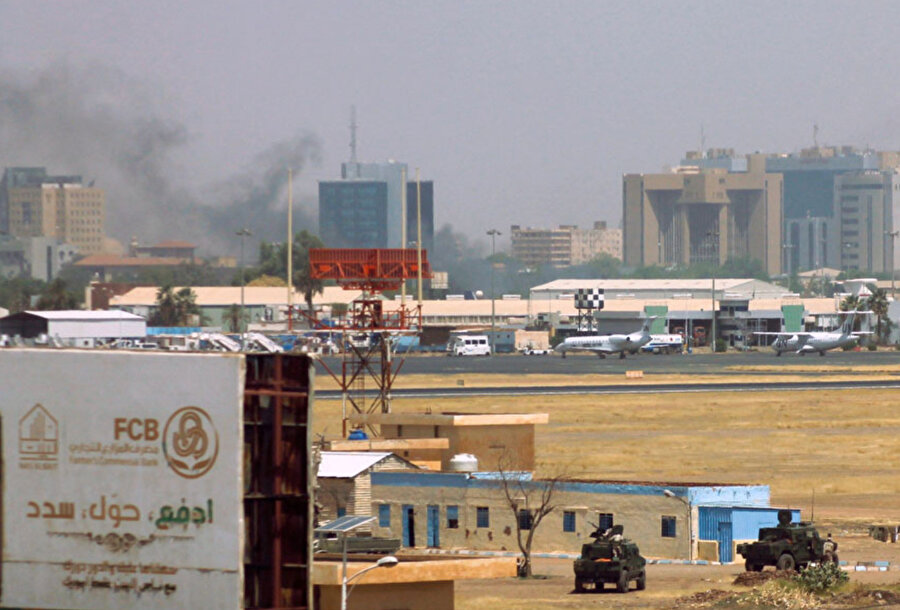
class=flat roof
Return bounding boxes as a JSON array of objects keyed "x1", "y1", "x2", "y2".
[
  {"x1": 318, "y1": 451, "x2": 395, "y2": 478},
  {"x1": 16, "y1": 310, "x2": 145, "y2": 321},
  {"x1": 312, "y1": 556, "x2": 516, "y2": 585},
  {"x1": 347, "y1": 412, "x2": 550, "y2": 427}
]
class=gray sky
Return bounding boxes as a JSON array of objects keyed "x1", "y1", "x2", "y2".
[{"x1": 2, "y1": 1, "x2": 900, "y2": 252}]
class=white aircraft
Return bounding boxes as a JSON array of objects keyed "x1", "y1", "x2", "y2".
[
  {"x1": 556, "y1": 317, "x2": 656, "y2": 359},
  {"x1": 755, "y1": 312, "x2": 870, "y2": 357}
]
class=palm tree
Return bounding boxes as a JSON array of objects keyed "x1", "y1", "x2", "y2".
[
  {"x1": 35, "y1": 278, "x2": 78, "y2": 310},
  {"x1": 839, "y1": 294, "x2": 861, "y2": 312},
  {"x1": 174, "y1": 287, "x2": 200, "y2": 326},
  {"x1": 291, "y1": 230, "x2": 324, "y2": 314},
  {"x1": 225, "y1": 303, "x2": 243, "y2": 333},
  {"x1": 867, "y1": 288, "x2": 890, "y2": 344},
  {"x1": 151, "y1": 285, "x2": 179, "y2": 326}
]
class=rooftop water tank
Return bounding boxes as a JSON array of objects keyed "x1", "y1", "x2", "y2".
[{"x1": 448, "y1": 453, "x2": 478, "y2": 473}]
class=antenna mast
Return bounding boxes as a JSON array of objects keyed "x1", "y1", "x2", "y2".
[
  {"x1": 813, "y1": 123, "x2": 819, "y2": 148},
  {"x1": 349, "y1": 105, "x2": 358, "y2": 163}
]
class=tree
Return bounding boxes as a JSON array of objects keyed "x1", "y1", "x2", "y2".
[
  {"x1": 867, "y1": 288, "x2": 890, "y2": 344},
  {"x1": 224, "y1": 303, "x2": 243, "y2": 333},
  {"x1": 34, "y1": 278, "x2": 79, "y2": 310},
  {"x1": 150, "y1": 285, "x2": 179, "y2": 326},
  {"x1": 242, "y1": 230, "x2": 325, "y2": 313},
  {"x1": 174, "y1": 287, "x2": 201, "y2": 326},
  {"x1": 497, "y1": 454, "x2": 568, "y2": 578}
]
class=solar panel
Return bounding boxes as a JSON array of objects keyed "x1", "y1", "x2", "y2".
[{"x1": 315, "y1": 515, "x2": 375, "y2": 533}]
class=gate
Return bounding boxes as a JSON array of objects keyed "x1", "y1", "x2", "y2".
[{"x1": 717, "y1": 521, "x2": 733, "y2": 563}]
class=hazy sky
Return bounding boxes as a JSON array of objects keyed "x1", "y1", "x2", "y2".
[{"x1": 3, "y1": 1, "x2": 900, "y2": 252}]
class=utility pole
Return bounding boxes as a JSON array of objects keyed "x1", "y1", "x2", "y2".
[
  {"x1": 887, "y1": 230, "x2": 899, "y2": 299},
  {"x1": 487, "y1": 229, "x2": 501, "y2": 354},
  {"x1": 707, "y1": 230, "x2": 719, "y2": 353},
  {"x1": 287, "y1": 169, "x2": 293, "y2": 331},
  {"x1": 236, "y1": 228, "x2": 252, "y2": 349}
]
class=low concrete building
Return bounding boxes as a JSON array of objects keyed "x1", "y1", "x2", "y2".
[
  {"x1": 313, "y1": 556, "x2": 516, "y2": 610},
  {"x1": 317, "y1": 451, "x2": 419, "y2": 522},
  {"x1": 368, "y1": 471, "x2": 793, "y2": 563},
  {"x1": 345, "y1": 412, "x2": 549, "y2": 472}
]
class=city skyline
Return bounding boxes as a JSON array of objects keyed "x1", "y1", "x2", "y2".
[{"x1": 3, "y1": 3, "x2": 900, "y2": 252}]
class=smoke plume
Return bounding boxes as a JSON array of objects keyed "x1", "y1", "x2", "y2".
[{"x1": 0, "y1": 61, "x2": 320, "y2": 256}]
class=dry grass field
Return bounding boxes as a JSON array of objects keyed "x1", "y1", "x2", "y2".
[{"x1": 315, "y1": 387, "x2": 900, "y2": 523}]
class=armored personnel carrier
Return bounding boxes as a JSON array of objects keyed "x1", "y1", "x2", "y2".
[
  {"x1": 573, "y1": 525, "x2": 646, "y2": 593},
  {"x1": 737, "y1": 510, "x2": 838, "y2": 571}
]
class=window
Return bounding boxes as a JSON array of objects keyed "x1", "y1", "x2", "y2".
[
  {"x1": 598, "y1": 513, "x2": 614, "y2": 531},
  {"x1": 476, "y1": 507, "x2": 490, "y2": 528},
  {"x1": 447, "y1": 505, "x2": 459, "y2": 529},
  {"x1": 378, "y1": 504, "x2": 391, "y2": 527},
  {"x1": 661, "y1": 516, "x2": 677, "y2": 538},
  {"x1": 337, "y1": 507, "x2": 346, "y2": 518},
  {"x1": 518, "y1": 509, "x2": 533, "y2": 531},
  {"x1": 563, "y1": 511, "x2": 576, "y2": 532}
]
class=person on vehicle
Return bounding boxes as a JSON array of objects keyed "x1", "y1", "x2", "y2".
[{"x1": 823, "y1": 533, "x2": 837, "y2": 555}]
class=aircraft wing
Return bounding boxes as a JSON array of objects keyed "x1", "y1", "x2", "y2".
[
  {"x1": 851, "y1": 331, "x2": 873, "y2": 335},
  {"x1": 579, "y1": 345, "x2": 616, "y2": 354},
  {"x1": 753, "y1": 332, "x2": 812, "y2": 336}
]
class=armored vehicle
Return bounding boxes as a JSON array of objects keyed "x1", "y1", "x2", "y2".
[
  {"x1": 573, "y1": 525, "x2": 646, "y2": 593},
  {"x1": 736, "y1": 510, "x2": 838, "y2": 571}
]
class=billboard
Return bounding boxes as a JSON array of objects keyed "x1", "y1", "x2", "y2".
[{"x1": 0, "y1": 349, "x2": 244, "y2": 609}]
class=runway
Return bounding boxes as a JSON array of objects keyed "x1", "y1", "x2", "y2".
[
  {"x1": 314, "y1": 348, "x2": 900, "y2": 399},
  {"x1": 317, "y1": 348, "x2": 900, "y2": 377}
]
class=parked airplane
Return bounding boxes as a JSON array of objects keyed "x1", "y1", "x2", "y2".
[
  {"x1": 755, "y1": 312, "x2": 870, "y2": 356},
  {"x1": 556, "y1": 317, "x2": 656, "y2": 359}
]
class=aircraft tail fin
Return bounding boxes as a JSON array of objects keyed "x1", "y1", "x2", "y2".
[
  {"x1": 841, "y1": 312, "x2": 857, "y2": 335},
  {"x1": 641, "y1": 316, "x2": 657, "y2": 334}
]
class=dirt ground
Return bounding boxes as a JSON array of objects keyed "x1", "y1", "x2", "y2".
[{"x1": 455, "y1": 555, "x2": 900, "y2": 609}]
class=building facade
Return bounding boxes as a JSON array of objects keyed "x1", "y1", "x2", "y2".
[
  {"x1": 833, "y1": 170, "x2": 900, "y2": 273},
  {"x1": 511, "y1": 221, "x2": 622, "y2": 268},
  {"x1": 623, "y1": 158, "x2": 783, "y2": 275},
  {"x1": 318, "y1": 161, "x2": 435, "y2": 252},
  {"x1": 1, "y1": 167, "x2": 105, "y2": 255}
]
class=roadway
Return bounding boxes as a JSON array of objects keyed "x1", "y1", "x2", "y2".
[{"x1": 317, "y1": 348, "x2": 900, "y2": 377}]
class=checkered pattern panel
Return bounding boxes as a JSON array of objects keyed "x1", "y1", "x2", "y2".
[{"x1": 575, "y1": 288, "x2": 604, "y2": 310}]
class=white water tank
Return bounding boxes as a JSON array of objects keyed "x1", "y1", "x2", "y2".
[{"x1": 448, "y1": 453, "x2": 479, "y2": 473}]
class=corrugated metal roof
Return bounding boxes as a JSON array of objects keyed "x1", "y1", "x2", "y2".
[
  {"x1": 318, "y1": 451, "x2": 394, "y2": 478},
  {"x1": 22, "y1": 310, "x2": 145, "y2": 321},
  {"x1": 531, "y1": 278, "x2": 759, "y2": 291}
]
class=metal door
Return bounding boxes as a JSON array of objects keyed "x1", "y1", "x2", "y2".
[
  {"x1": 427, "y1": 505, "x2": 440, "y2": 547},
  {"x1": 717, "y1": 521, "x2": 733, "y2": 563},
  {"x1": 402, "y1": 504, "x2": 415, "y2": 547}
]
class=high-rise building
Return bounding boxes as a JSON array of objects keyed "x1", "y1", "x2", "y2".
[
  {"x1": 623, "y1": 156, "x2": 783, "y2": 276},
  {"x1": 1, "y1": 167, "x2": 106, "y2": 255},
  {"x1": 681, "y1": 146, "x2": 900, "y2": 272},
  {"x1": 318, "y1": 160, "x2": 435, "y2": 251},
  {"x1": 510, "y1": 221, "x2": 622, "y2": 267},
  {"x1": 834, "y1": 170, "x2": 900, "y2": 273}
]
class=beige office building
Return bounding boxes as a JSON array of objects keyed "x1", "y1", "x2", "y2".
[
  {"x1": 511, "y1": 221, "x2": 622, "y2": 267},
  {"x1": 7, "y1": 182, "x2": 105, "y2": 255},
  {"x1": 623, "y1": 156, "x2": 783, "y2": 276}
]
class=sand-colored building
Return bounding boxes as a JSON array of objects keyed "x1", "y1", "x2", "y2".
[{"x1": 623, "y1": 158, "x2": 783, "y2": 275}]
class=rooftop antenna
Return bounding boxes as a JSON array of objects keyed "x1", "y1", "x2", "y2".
[
  {"x1": 349, "y1": 105, "x2": 358, "y2": 163},
  {"x1": 700, "y1": 124, "x2": 706, "y2": 157},
  {"x1": 813, "y1": 123, "x2": 819, "y2": 148}
]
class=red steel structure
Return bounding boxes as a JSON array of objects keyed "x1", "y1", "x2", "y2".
[{"x1": 307, "y1": 248, "x2": 432, "y2": 435}]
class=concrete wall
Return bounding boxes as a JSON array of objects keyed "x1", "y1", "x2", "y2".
[
  {"x1": 318, "y1": 581, "x2": 453, "y2": 610},
  {"x1": 370, "y1": 473, "x2": 705, "y2": 559}
]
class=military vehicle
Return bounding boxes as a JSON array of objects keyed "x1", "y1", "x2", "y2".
[
  {"x1": 736, "y1": 510, "x2": 838, "y2": 571},
  {"x1": 573, "y1": 525, "x2": 646, "y2": 593}
]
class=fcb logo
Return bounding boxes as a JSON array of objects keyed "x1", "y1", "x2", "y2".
[{"x1": 162, "y1": 407, "x2": 219, "y2": 479}]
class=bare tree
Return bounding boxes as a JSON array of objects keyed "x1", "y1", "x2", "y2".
[{"x1": 497, "y1": 454, "x2": 569, "y2": 577}]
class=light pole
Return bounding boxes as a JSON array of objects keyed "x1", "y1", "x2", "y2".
[
  {"x1": 706, "y1": 230, "x2": 719, "y2": 353},
  {"x1": 342, "y1": 554, "x2": 398, "y2": 610},
  {"x1": 886, "y1": 230, "x2": 898, "y2": 299},
  {"x1": 663, "y1": 489, "x2": 693, "y2": 561},
  {"x1": 236, "y1": 228, "x2": 252, "y2": 349},
  {"x1": 487, "y1": 229, "x2": 501, "y2": 354}
]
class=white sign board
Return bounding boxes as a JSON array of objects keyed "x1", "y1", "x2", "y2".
[{"x1": 0, "y1": 349, "x2": 244, "y2": 609}]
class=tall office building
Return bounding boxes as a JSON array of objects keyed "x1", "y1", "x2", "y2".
[
  {"x1": 682, "y1": 146, "x2": 900, "y2": 272},
  {"x1": 1, "y1": 167, "x2": 106, "y2": 255},
  {"x1": 623, "y1": 156, "x2": 783, "y2": 276},
  {"x1": 834, "y1": 170, "x2": 900, "y2": 273},
  {"x1": 318, "y1": 160, "x2": 434, "y2": 251}
]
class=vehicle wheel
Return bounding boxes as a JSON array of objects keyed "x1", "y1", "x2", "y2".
[
  {"x1": 636, "y1": 570, "x2": 646, "y2": 590},
  {"x1": 616, "y1": 571, "x2": 628, "y2": 593},
  {"x1": 744, "y1": 560, "x2": 761, "y2": 572},
  {"x1": 574, "y1": 577, "x2": 585, "y2": 593},
  {"x1": 776, "y1": 554, "x2": 796, "y2": 571}
]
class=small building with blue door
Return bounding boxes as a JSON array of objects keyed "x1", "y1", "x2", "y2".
[{"x1": 369, "y1": 469, "x2": 800, "y2": 562}]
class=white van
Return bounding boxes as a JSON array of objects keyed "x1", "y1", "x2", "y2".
[{"x1": 448, "y1": 335, "x2": 491, "y2": 356}]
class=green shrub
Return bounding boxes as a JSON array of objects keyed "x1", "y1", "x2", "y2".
[
  {"x1": 714, "y1": 338, "x2": 728, "y2": 352},
  {"x1": 793, "y1": 562, "x2": 848, "y2": 592}
]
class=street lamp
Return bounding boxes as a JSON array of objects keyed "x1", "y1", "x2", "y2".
[
  {"x1": 343, "y1": 555, "x2": 398, "y2": 610},
  {"x1": 487, "y1": 229, "x2": 501, "y2": 354},
  {"x1": 706, "y1": 230, "x2": 719, "y2": 353},
  {"x1": 663, "y1": 489, "x2": 693, "y2": 561},
  {"x1": 886, "y1": 230, "x2": 898, "y2": 299},
  {"x1": 236, "y1": 228, "x2": 252, "y2": 349}
]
